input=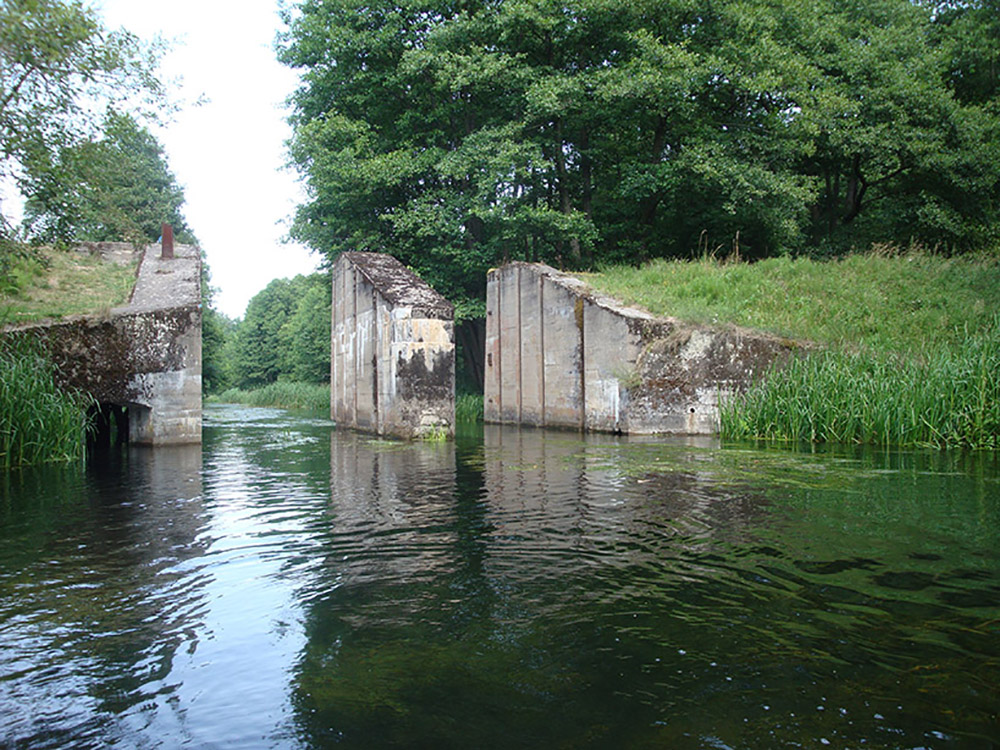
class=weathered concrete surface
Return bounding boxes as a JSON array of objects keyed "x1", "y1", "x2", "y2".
[
  {"x1": 485, "y1": 262, "x2": 802, "y2": 435},
  {"x1": 4, "y1": 242, "x2": 202, "y2": 444},
  {"x1": 331, "y1": 252, "x2": 455, "y2": 439}
]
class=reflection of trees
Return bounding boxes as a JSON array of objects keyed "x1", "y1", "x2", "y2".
[
  {"x1": 291, "y1": 425, "x2": 999, "y2": 748},
  {"x1": 290, "y1": 426, "x2": 778, "y2": 746},
  {"x1": 0, "y1": 446, "x2": 209, "y2": 744}
]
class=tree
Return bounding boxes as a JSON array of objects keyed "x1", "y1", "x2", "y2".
[
  {"x1": 20, "y1": 109, "x2": 195, "y2": 245},
  {"x1": 279, "y1": 0, "x2": 1000, "y2": 314},
  {"x1": 230, "y1": 274, "x2": 330, "y2": 389},
  {"x1": 1, "y1": 0, "x2": 168, "y2": 281},
  {"x1": 284, "y1": 280, "x2": 331, "y2": 383}
]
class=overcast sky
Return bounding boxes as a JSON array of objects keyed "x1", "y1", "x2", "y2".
[{"x1": 98, "y1": 0, "x2": 320, "y2": 319}]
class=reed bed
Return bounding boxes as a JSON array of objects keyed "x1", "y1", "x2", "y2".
[
  {"x1": 721, "y1": 322, "x2": 1000, "y2": 450},
  {"x1": 0, "y1": 339, "x2": 93, "y2": 468},
  {"x1": 211, "y1": 382, "x2": 332, "y2": 413}
]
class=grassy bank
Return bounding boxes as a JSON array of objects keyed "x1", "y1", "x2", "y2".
[
  {"x1": 209, "y1": 382, "x2": 332, "y2": 413},
  {"x1": 1, "y1": 339, "x2": 93, "y2": 468},
  {"x1": 586, "y1": 248, "x2": 1000, "y2": 353},
  {"x1": 1, "y1": 246, "x2": 137, "y2": 325},
  {"x1": 588, "y1": 249, "x2": 1000, "y2": 449}
]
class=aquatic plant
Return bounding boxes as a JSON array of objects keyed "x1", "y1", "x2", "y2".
[
  {"x1": 455, "y1": 393, "x2": 483, "y2": 424},
  {"x1": 0, "y1": 337, "x2": 93, "y2": 468},
  {"x1": 721, "y1": 320, "x2": 1000, "y2": 450}
]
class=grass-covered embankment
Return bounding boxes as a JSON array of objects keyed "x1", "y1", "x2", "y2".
[
  {"x1": 587, "y1": 249, "x2": 1000, "y2": 449},
  {"x1": 1, "y1": 339, "x2": 93, "y2": 468},
  {"x1": 1, "y1": 246, "x2": 137, "y2": 325},
  {"x1": 209, "y1": 382, "x2": 332, "y2": 413}
]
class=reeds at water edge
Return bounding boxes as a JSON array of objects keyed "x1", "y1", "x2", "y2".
[
  {"x1": 721, "y1": 320, "x2": 1000, "y2": 450},
  {"x1": 0, "y1": 338, "x2": 93, "y2": 468}
]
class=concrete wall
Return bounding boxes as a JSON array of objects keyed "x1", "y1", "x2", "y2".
[
  {"x1": 5, "y1": 242, "x2": 202, "y2": 445},
  {"x1": 485, "y1": 262, "x2": 800, "y2": 435},
  {"x1": 331, "y1": 252, "x2": 455, "y2": 439}
]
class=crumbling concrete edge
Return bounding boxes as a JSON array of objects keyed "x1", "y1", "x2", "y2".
[{"x1": 485, "y1": 261, "x2": 809, "y2": 435}]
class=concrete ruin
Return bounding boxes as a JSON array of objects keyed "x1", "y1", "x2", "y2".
[
  {"x1": 4, "y1": 242, "x2": 202, "y2": 445},
  {"x1": 484, "y1": 262, "x2": 801, "y2": 435},
  {"x1": 331, "y1": 252, "x2": 455, "y2": 439}
]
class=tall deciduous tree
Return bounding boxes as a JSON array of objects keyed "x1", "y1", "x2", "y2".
[
  {"x1": 0, "y1": 0, "x2": 168, "y2": 280},
  {"x1": 20, "y1": 110, "x2": 194, "y2": 245},
  {"x1": 0, "y1": 0, "x2": 166, "y2": 205},
  {"x1": 279, "y1": 0, "x2": 1000, "y2": 315},
  {"x1": 230, "y1": 274, "x2": 330, "y2": 389}
]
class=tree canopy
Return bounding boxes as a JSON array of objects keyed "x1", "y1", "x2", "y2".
[
  {"x1": 229, "y1": 274, "x2": 331, "y2": 390},
  {"x1": 279, "y1": 0, "x2": 1000, "y2": 316},
  {"x1": 20, "y1": 109, "x2": 195, "y2": 245},
  {"x1": 0, "y1": 0, "x2": 167, "y2": 217}
]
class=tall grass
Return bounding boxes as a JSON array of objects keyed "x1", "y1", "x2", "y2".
[
  {"x1": 721, "y1": 320, "x2": 1000, "y2": 450},
  {"x1": 456, "y1": 393, "x2": 484, "y2": 423},
  {"x1": 210, "y1": 382, "x2": 332, "y2": 413},
  {"x1": 0, "y1": 338, "x2": 93, "y2": 468}
]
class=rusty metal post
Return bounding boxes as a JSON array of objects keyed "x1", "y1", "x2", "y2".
[{"x1": 161, "y1": 223, "x2": 174, "y2": 259}]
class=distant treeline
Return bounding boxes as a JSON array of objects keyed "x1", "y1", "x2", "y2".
[{"x1": 204, "y1": 274, "x2": 331, "y2": 395}]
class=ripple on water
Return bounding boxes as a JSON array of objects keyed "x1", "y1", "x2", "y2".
[{"x1": 0, "y1": 408, "x2": 997, "y2": 748}]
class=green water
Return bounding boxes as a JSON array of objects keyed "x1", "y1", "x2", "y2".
[{"x1": 1, "y1": 405, "x2": 997, "y2": 748}]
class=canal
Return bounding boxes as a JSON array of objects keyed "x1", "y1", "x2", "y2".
[{"x1": 1, "y1": 404, "x2": 997, "y2": 748}]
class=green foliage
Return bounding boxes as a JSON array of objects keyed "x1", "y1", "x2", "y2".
[
  {"x1": 455, "y1": 393, "x2": 483, "y2": 424},
  {"x1": 0, "y1": 0, "x2": 167, "y2": 214},
  {"x1": 721, "y1": 321, "x2": 1000, "y2": 449},
  {"x1": 20, "y1": 110, "x2": 195, "y2": 245},
  {"x1": 202, "y1": 305, "x2": 236, "y2": 395},
  {"x1": 211, "y1": 382, "x2": 331, "y2": 414},
  {"x1": 0, "y1": 336, "x2": 93, "y2": 468},
  {"x1": 283, "y1": 281, "x2": 332, "y2": 383},
  {"x1": 230, "y1": 273, "x2": 330, "y2": 390},
  {"x1": 587, "y1": 249, "x2": 1000, "y2": 353},
  {"x1": 280, "y1": 0, "x2": 1000, "y2": 313}
]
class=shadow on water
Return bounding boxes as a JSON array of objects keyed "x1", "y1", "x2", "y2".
[{"x1": 1, "y1": 405, "x2": 997, "y2": 749}]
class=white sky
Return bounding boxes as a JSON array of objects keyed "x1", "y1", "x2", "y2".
[{"x1": 98, "y1": 0, "x2": 320, "y2": 319}]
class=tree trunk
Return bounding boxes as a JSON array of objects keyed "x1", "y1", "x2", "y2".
[
  {"x1": 842, "y1": 154, "x2": 867, "y2": 224},
  {"x1": 638, "y1": 116, "x2": 670, "y2": 256},
  {"x1": 552, "y1": 118, "x2": 581, "y2": 264}
]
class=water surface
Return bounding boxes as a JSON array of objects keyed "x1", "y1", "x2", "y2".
[{"x1": 1, "y1": 405, "x2": 997, "y2": 748}]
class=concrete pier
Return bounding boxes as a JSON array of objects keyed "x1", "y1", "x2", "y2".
[
  {"x1": 485, "y1": 262, "x2": 800, "y2": 435},
  {"x1": 331, "y1": 252, "x2": 455, "y2": 439},
  {"x1": 5, "y1": 242, "x2": 202, "y2": 445}
]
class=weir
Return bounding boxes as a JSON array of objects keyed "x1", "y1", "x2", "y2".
[{"x1": 4, "y1": 241, "x2": 202, "y2": 445}]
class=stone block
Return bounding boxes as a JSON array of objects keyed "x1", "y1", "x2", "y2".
[{"x1": 484, "y1": 261, "x2": 801, "y2": 435}]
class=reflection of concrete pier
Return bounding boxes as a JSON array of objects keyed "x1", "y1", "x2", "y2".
[
  {"x1": 329, "y1": 432, "x2": 458, "y2": 585},
  {"x1": 481, "y1": 425, "x2": 766, "y2": 556}
]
